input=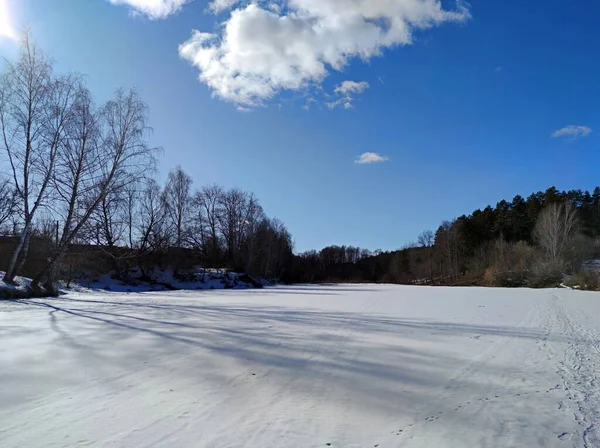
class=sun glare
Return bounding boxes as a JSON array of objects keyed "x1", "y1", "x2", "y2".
[{"x1": 0, "y1": 0, "x2": 17, "y2": 42}]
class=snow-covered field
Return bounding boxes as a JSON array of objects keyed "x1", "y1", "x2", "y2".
[{"x1": 2, "y1": 285, "x2": 600, "y2": 448}]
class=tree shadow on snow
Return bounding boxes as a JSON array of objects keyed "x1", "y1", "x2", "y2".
[{"x1": 11, "y1": 293, "x2": 566, "y2": 419}]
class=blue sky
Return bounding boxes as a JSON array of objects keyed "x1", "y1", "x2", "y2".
[{"x1": 1, "y1": 0, "x2": 599, "y2": 252}]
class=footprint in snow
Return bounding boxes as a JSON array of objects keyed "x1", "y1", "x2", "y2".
[
  {"x1": 557, "y1": 401, "x2": 569, "y2": 411},
  {"x1": 557, "y1": 432, "x2": 571, "y2": 441}
]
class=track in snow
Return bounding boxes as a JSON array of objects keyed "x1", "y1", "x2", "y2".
[{"x1": 1, "y1": 285, "x2": 600, "y2": 447}]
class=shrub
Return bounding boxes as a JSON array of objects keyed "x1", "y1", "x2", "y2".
[
  {"x1": 569, "y1": 269, "x2": 600, "y2": 291},
  {"x1": 483, "y1": 267, "x2": 527, "y2": 287},
  {"x1": 527, "y1": 261, "x2": 563, "y2": 288}
]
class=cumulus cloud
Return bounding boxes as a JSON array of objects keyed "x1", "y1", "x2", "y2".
[
  {"x1": 551, "y1": 125, "x2": 592, "y2": 139},
  {"x1": 107, "y1": 0, "x2": 191, "y2": 19},
  {"x1": 180, "y1": 0, "x2": 470, "y2": 107},
  {"x1": 335, "y1": 81, "x2": 370, "y2": 96},
  {"x1": 355, "y1": 152, "x2": 390, "y2": 164}
]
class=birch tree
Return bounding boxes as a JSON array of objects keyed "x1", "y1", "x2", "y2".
[
  {"x1": 534, "y1": 202, "x2": 579, "y2": 263},
  {"x1": 31, "y1": 88, "x2": 156, "y2": 288},
  {"x1": 0, "y1": 35, "x2": 79, "y2": 283}
]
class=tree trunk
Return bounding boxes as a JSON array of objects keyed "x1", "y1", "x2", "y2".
[{"x1": 3, "y1": 224, "x2": 31, "y2": 283}]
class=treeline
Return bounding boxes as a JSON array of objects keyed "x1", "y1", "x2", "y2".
[
  {"x1": 286, "y1": 187, "x2": 600, "y2": 288},
  {"x1": 87, "y1": 166, "x2": 293, "y2": 281},
  {"x1": 0, "y1": 35, "x2": 291, "y2": 293}
]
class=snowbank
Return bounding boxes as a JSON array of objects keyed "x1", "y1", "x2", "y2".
[
  {"x1": 1, "y1": 268, "x2": 268, "y2": 298},
  {"x1": 67, "y1": 269, "x2": 268, "y2": 294},
  {"x1": 0, "y1": 271, "x2": 32, "y2": 298}
]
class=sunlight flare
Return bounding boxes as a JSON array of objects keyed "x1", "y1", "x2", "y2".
[{"x1": 0, "y1": 0, "x2": 17, "y2": 41}]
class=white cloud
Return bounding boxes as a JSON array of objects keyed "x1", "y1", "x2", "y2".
[
  {"x1": 334, "y1": 80, "x2": 370, "y2": 95},
  {"x1": 181, "y1": 0, "x2": 470, "y2": 107},
  {"x1": 208, "y1": 0, "x2": 240, "y2": 13},
  {"x1": 551, "y1": 125, "x2": 592, "y2": 139},
  {"x1": 107, "y1": 0, "x2": 191, "y2": 19},
  {"x1": 355, "y1": 152, "x2": 390, "y2": 164},
  {"x1": 0, "y1": 0, "x2": 17, "y2": 41},
  {"x1": 327, "y1": 80, "x2": 369, "y2": 110},
  {"x1": 326, "y1": 99, "x2": 343, "y2": 110}
]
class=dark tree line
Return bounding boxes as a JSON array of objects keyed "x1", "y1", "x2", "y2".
[
  {"x1": 285, "y1": 187, "x2": 600, "y2": 288},
  {"x1": 84, "y1": 165, "x2": 293, "y2": 280}
]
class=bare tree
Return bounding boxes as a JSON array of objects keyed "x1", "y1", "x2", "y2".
[
  {"x1": 434, "y1": 221, "x2": 460, "y2": 281},
  {"x1": 123, "y1": 181, "x2": 139, "y2": 249},
  {"x1": 218, "y1": 188, "x2": 247, "y2": 267},
  {"x1": 259, "y1": 217, "x2": 292, "y2": 278},
  {"x1": 163, "y1": 166, "x2": 192, "y2": 249},
  {"x1": 0, "y1": 34, "x2": 80, "y2": 283},
  {"x1": 31, "y1": 88, "x2": 156, "y2": 288},
  {"x1": 0, "y1": 176, "x2": 18, "y2": 231},
  {"x1": 192, "y1": 184, "x2": 224, "y2": 265},
  {"x1": 217, "y1": 188, "x2": 264, "y2": 269},
  {"x1": 418, "y1": 230, "x2": 434, "y2": 282},
  {"x1": 240, "y1": 193, "x2": 265, "y2": 273},
  {"x1": 534, "y1": 202, "x2": 579, "y2": 264},
  {"x1": 136, "y1": 179, "x2": 168, "y2": 253}
]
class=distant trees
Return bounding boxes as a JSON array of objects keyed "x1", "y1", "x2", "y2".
[
  {"x1": 417, "y1": 230, "x2": 434, "y2": 282},
  {"x1": 191, "y1": 184, "x2": 224, "y2": 266},
  {"x1": 163, "y1": 166, "x2": 193, "y2": 249},
  {"x1": 286, "y1": 187, "x2": 600, "y2": 288}
]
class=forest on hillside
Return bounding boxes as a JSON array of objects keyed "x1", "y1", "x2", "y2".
[{"x1": 286, "y1": 187, "x2": 600, "y2": 289}]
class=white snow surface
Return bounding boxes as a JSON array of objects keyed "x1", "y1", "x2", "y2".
[{"x1": 2, "y1": 284, "x2": 600, "y2": 447}]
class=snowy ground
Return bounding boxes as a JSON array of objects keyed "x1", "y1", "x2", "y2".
[{"x1": 1, "y1": 285, "x2": 600, "y2": 448}]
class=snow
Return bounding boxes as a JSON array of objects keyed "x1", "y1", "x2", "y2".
[
  {"x1": 0, "y1": 270, "x2": 35, "y2": 298},
  {"x1": 1, "y1": 284, "x2": 600, "y2": 447},
  {"x1": 67, "y1": 269, "x2": 267, "y2": 294}
]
